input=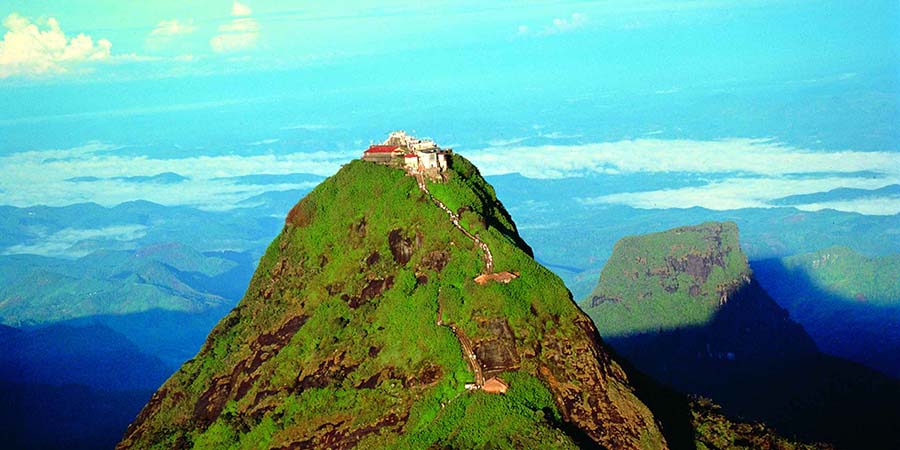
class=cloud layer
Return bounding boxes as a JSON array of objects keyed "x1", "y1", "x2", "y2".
[
  {"x1": 1, "y1": 138, "x2": 897, "y2": 216},
  {"x1": 467, "y1": 138, "x2": 900, "y2": 215},
  {"x1": 0, "y1": 13, "x2": 111, "y2": 78},
  {"x1": 0, "y1": 142, "x2": 351, "y2": 210},
  {"x1": 3, "y1": 224, "x2": 148, "y2": 258}
]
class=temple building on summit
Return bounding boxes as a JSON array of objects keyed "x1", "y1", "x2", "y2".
[{"x1": 362, "y1": 131, "x2": 450, "y2": 176}]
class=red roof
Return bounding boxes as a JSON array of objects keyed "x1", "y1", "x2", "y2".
[
  {"x1": 404, "y1": 153, "x2": 417, "y2": 158},
  {"x1": 364, "y1": 145, "x2": 399, "y2": 154}
]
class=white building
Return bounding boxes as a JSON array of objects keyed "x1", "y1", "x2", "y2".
[
  {"x1": 403, "y1": 153, "x2": 418, "y2": 169},
  {"x1": 377, "y1": 130, "x2": 450, "y2": 172}
]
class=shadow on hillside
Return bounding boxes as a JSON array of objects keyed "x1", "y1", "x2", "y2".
[
  {"x1": 601, "y1": 281, "x2": 900, "y2": 450},
  {"x1": 0, "y1": 381, "x2": 154, "y2": 450},
  {"x1": 2, "y1": 306, "x2": 235, "y2": 450},
  {"x1": 752, "y1": 258, "x2": 900, "y2": 378},
  {"x1": 54, "y1": 306, "x2": 233, "y2": 368}
]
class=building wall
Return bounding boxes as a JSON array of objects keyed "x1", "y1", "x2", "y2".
[
  {"x1": 363, "y1": 153, "x2": 394, "y2": 163},
  {"x1": 419, "y1": 152, "x2": 438, "y2": 169}
]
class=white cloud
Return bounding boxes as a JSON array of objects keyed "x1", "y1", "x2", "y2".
[
  {"x1": 468, "y1": 138, "x2": 900, "y2": 179},
  {"x1": 583, "y1": 177, "x2": 900, "y2": 215},
  {"x1": 0, "y1": 13, "x2": 112, "y2": 78},
  {"x1": 150, "y1": 19, "x2": 196, "y2": 37},
  {"x1": 219, "y1": 18, "x2": 259, "y2": 33},
  {"x1": 0, "y1": 142, "x2": 354, "y2": 210},
  {"x1": 248, "y1": 138, "x2": 280, "y2": 146},
  {"x1": 795, "y1": 198, "x2": 900, "y2": 216},
  {"x1": 487, "y1": 131, "x2": 580, "y2": 147},
  {"x1": 468, "y1": 138, "x2": 900, "y2": 215},
  {"x1": 211, "y1": 4, "x2": 259, "y2": 53},
  {"x1": 232, "y1": 1, "x2": 253, "y2": 17},
  {"x1": 488, "y1": 136, "x2": 529, "y2": 147},
  {"x1": 3, "y1": 138, "x2": 897, "y2": 216},
  {"x1": 4, "y1": 225, "x2": 148, "y2": 258}
]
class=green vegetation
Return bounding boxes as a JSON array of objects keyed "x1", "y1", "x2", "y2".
[
  {"x1": 779, "y1": 246, "x2": 900, "y2": 305},
  {"x1": 120, "y1": 157, "x2": 665, "y2": 449},
  {"x1": 581, "y1": 221, "x2": 750, "y2": 336},
  {"x1": 363, "y1": 372, "x2": 575, "y2": 449},
  {"x1": 691, "y1": 398, "x2": 831, "y2": 450}
]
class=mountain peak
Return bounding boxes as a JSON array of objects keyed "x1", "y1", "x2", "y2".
[{"x1": 119, "y1": 153, "x2": 667, "y2": 449}]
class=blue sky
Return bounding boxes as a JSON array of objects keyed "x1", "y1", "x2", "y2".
[
  {"x1": 0, "y1": 1, "x2": 898, "y2": 214},
  {"x1": 1, "y1": 1, "x2": 894, "y2": 85}
]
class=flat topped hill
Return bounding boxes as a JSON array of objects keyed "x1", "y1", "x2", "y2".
[
  {"x1": 118, "y1": 154, "x2": 667, "y2": 450},
  {"x1": 584, "y1": 221, "x2": 752, "y2": 337}
]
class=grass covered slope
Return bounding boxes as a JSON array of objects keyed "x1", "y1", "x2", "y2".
[
  {"x1": 778, "y1": 246, "x2": 900, "y2": 305},
  {"x1": 583, "y1": 222, "x2": 752, "y2": 337},
  {"x1": 118, "y1": 156, "x2": 666, "y2": 450}
]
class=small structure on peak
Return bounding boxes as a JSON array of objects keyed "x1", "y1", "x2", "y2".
[
  {"x1": 483, "y1": 377, "x2": 509, "y2": 394},
  {"x1": 362, "y1": 131, "x2": 451, "y2": 179},
  {"x1": 474, "y1": 271, "x2": 520, "y2": 286},
  {"x1": 361, "y1": 145, "x2": 401, "y2": 164}
]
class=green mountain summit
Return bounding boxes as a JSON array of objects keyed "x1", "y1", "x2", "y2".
[{"x1": 118, "y1": 153, "x2": 668, "y2": 449}]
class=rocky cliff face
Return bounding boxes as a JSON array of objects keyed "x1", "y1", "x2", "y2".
[
  {"x1": 118, "y1": 155, "x2": 667, "y2": 449},
  {"x1": 581, "y1": 222, "x2": 900, "y2": 450}
]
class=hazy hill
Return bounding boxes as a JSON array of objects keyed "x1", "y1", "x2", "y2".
[
  {"x1": 753, "y1": 247, "x2": 900, "y2": 378},
  {"x1": 0, "y1": 244, "x2": 241, "y2": 327}
]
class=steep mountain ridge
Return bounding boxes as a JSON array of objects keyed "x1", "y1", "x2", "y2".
[
  {"x1": 119, "y1": 155, "x2": 667, "y2": 449},
  {"x1": 581, "y1": 222, "x2": 900, "y2": 450}
]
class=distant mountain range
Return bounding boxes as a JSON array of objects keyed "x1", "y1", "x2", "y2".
[
  {"x1": 67, "y1": 172, "x2": 190, "y2": 185},
  {"x1": 770, "y1": 184, "x2": 900, "y2": 206},
  {"x1": 0, "y1": 243, "x2": 240, "y2": 326},
  {"x1": 0, "y1": 200, "x2": 282, "y2": 256}
]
